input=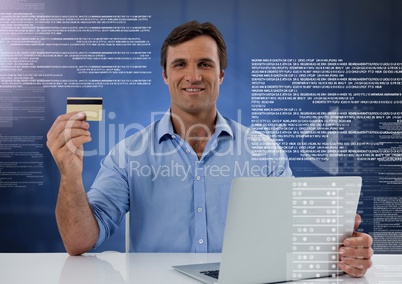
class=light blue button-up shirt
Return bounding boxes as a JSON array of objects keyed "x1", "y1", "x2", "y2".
[{"x1": 87, "y1": 110, "x2": 292, "y2": 252}]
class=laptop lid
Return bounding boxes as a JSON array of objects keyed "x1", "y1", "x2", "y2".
[{"x1": 174, "y1": 176, "x2": 362, "y2": 284}]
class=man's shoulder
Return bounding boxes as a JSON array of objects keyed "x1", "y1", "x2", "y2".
[
  {"x1": 220, "y1": 115, "x2": 249, "y2": 134},
  {"x1": 223, "y1": 116, "x2": 276, "y2": 143},
  {"x1": 112, "y1": 120, "x2": 160, "y2": 151}
]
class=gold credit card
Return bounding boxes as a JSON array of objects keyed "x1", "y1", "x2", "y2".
[{"x1": 66, "y1": 97, "x2": 103, "y2": 121}]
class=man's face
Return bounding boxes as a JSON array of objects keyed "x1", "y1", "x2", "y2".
[{"x1": 163, "y1": 35, "x2": 224, "y2": 117}]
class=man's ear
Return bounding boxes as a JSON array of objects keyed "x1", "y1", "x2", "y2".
[
  {"x1": 162, "y1": 69, "x2": 168, "y2": 84},
  {"x1": 219, "y1": 70, "x2": 225, "y2": 83}
]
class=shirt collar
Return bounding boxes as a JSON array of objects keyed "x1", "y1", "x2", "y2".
[{"x1": 157, "y1": 110, "x2": 234, "y2": 143}]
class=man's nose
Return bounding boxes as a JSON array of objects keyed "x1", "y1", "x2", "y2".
[{"x1": 185, "y1": 66, "x2": 202, "y2": 83}]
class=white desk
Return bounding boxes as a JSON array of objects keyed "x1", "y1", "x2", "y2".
[{"x1": 0, "y1": 253, "x2": 400, "y2": 284}]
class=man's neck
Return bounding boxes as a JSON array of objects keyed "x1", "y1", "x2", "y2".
[{"x1": 171, "y1": 108, "x2": 217, "y2": 159}]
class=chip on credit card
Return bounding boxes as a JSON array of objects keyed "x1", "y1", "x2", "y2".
[{"x1": 66, "y1": 97, "x2": 103, "y2": 121}]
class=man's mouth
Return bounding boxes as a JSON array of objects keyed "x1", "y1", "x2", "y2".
[{"x1": 183, "y1": 88, "x2": 204, "y2": 92}]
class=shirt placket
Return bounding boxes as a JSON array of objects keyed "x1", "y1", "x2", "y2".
[
  {"x1": 193, "y1": 160, "x2": 207, "y2": 252},
  {"x1": 180, "y1": 134, "x2": 220, "y2": 252},
  {"x1": 181, "y1": 138, "x2": 208, "y2": 252}
]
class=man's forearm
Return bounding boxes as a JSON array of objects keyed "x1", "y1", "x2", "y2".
[{"x1": 55, "y1": 177, "x2": 99, "y2": 255}]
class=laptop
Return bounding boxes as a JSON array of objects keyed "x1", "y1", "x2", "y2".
[{"x1": 173, "y1": 176, "x2": 362, "y2": 284}]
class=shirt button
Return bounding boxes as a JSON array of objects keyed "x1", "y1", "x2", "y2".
[
  {"x1": 196, "y1": 176, "x2": 201, "y2": 181},
  {"x1": 197, "y1": 207, "x2": 203, "y2": 213},
  {"x1": 186, "y1": 149, "x2": 191, "y2": 153},
  {"x1": 199, "y1": 239, "x2": 204, "y2": 244},
  {"x1": 171, "y1": 134, "x2": 176, "y2": 139}
]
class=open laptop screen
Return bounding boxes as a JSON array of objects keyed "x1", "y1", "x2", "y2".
[{"x1": 174, "y1": 176, "x2": 362, "y2": 284}]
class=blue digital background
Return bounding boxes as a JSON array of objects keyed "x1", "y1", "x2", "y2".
[{"x1": 0, "y1": 0, "x2": 401, "y2": 253}]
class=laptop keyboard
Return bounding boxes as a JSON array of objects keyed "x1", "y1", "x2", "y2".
[{"x1": 200, "y1": 270, "x2": 220, "y2": 279}]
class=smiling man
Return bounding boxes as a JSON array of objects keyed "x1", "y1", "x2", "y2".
[
  {"x1": 161, "y1": 26, "x2": 226, "y2": 159},
  {"x1": 46, "y1": 21, "x2": 373, "y2": 277}
]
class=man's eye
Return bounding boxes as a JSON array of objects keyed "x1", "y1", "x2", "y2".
[
  {"x1": 174, "y1": 63, "x2": 185, "y2": 68},
  {"x1": 200, "y1": 63, "x2": 212, "y2": 68}
]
